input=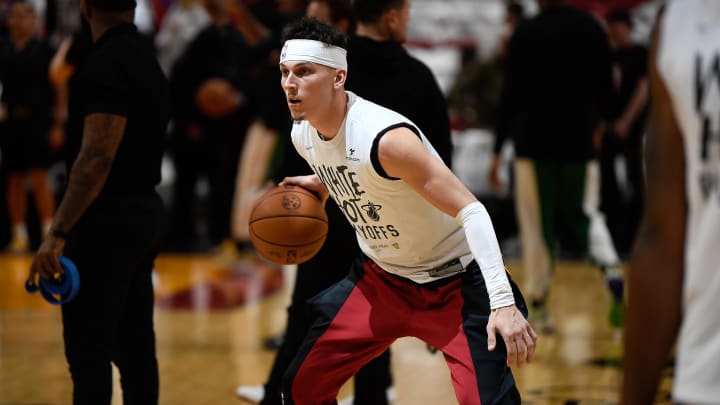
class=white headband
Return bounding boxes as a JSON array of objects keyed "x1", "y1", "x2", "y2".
[{"x1": 280, "y1": 39, "x2": 348, "y2": 70}]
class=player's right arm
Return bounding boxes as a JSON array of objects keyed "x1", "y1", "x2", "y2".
[
  {"x1": 378, "y1": 126, "x2": 537, "y2": 368},
  {"x1": 30, "y1": 113, "x2": 127, "y2": 280},
  {"x1": 621, "y1": 8, "x2": 686, "y2": 405}
]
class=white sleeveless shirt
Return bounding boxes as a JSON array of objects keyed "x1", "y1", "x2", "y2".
[
  {"x1": 658, "y1": 1, "x2": 720, "y2": 402},
  {"x1": 292, "y1": 92, "x2": 470, "y2": 283}
]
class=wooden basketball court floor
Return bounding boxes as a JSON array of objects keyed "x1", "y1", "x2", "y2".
[{"x1": 0, "y1": 252, "x2": 674, "y2": 405}]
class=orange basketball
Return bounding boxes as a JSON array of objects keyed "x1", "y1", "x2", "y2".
[{"x1": 249, "y1": 185, "x2": 328, "y2": 265}]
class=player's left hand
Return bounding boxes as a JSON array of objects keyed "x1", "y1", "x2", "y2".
[
  {"x1": 28, "y1": 236, "x2": 66, "y2": 284},
  {"x1": 487, "y1": 304, "x2": 537, "y2": 368},
  {"x1": 280, "y1": 175, "x2": 330, "y2": 204}
]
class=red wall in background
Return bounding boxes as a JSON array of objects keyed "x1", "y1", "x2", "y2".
[{"x1": 570, "y1": 0, "x2": 649, "y2": 17}]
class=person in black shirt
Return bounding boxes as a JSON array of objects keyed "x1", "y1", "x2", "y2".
[
  {"x1": 345, "y1": 0, "x2": 452, "y2": 167},
  {"x1": 0, "y1": 0, "x2": 58, "y2": 252},
  {"x1": 28, "y1": 0, "x2": 170, "y2": 402},
  {"x1": 166, "y1": 0, "x2": 256, "y2": 252},
  {"x1": 601, "y1": 8, "x2": 648, "y2": 256},
  {"x1": 488, "y1": 0, "x2": 625, "y2": 332}
]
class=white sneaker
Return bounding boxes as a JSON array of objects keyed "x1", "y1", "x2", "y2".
[
  {"x1": 236, "y1": 385, "x2": 264, "y2": 403},
  {"x1": 8, "y1": 234, "x2": 29, "y2": 253},
  {"x1": 337, "y1": 395, "x2": 354, "y2": 405},
  {"x1": 387, "y1": 386, "x2": 397, "y2": 403}
]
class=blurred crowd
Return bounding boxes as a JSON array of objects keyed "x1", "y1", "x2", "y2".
[{"x1": 0, "y1": 0, "x2": 650, "y2": 259}]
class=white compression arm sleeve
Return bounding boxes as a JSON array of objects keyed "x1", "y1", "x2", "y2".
[{"x1": 456, "y1": 201, "x2": 515, "y2": 309}]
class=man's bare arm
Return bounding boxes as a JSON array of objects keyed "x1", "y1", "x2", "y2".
[
  {"x1": 378, "y1": 127, "x2": 537, "y2": 369},
  {"x1": 621, "y1": 77, "x2": 649, "y2": 127},
  {"x1": 621, "y1": 9, "x2": 686, "y2": 405},
  {"x1": 378, "y1": 128, "x2": 476, "y2": 217},
  {"x1": 614, "y1": 77, "x2": 649, "y2": 139},
  {"x1": 53, "y1": 113, "x2": 127, "y2": 233}
]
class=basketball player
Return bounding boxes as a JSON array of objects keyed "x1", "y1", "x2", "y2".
[
  {"x1": 622, "y1": 1, "x2": 720, "y2": 404},
  {"x1": 277, "y1": 18, "x2": 536, "y2": 405},
  {"x1": 27, "y1": 0, "x2": 169, "y2": 402},
  {"x1": 236, "y1": 2, "x2": 394, "y2": 404}
]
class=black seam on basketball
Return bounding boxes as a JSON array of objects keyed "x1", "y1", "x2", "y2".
[
  {"x1": 249, "y1": 228, "x2": 327, "y2": 247},
  {"x1": 264, "y1": 188, "x2": 321, "y2": 202},
  {"x1": 248, "y1": 215, "x2": 328, "y2": 225}
]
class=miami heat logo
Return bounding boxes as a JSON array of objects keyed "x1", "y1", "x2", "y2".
[
  {"x1": 282, "y1": 195, "x2": 302, "y2": 210},
  {"x1": 361, "y1": 202, "x2": 382, "y2": 222},
  {"x1": 280, "y1": 43, "x2": 288, "y2": 61}
]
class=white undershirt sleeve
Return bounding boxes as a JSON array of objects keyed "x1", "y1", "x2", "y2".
[{"x1": 456, "y1": 201, "x2": 515, "y2": 309}]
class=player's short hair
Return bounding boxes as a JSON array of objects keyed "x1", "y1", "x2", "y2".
[
  {"x1": 281, "y1": 16, "x2": 348, "y2": 50},
  {"x1": 87, "y1": 0, "x2": 136, "y2": 12},
  {"x1": 351, "y1": 0, "x2": 404, "y2": 25}
]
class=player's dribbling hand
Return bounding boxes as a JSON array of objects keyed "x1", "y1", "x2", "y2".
[
  {"x1": 28, "y1": 236, "x2": 66, "y2": 284},
  {"x1": 280, "y1": 175, "x2": 330, "y2": 204},
  {"x1": 487, "y1": 304, "x2": 537, "y2": 368}
]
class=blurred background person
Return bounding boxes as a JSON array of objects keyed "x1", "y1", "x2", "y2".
[
  {"x1": 153, "y1": 0, "x2": 209, "y2": 77},
  {"x1": 346, "y1": 0, "x2": 452, "y2": 168},
  {"x1": 489, "y1": 0, "x2": 624, "y2": 332},
  {"x1": 600, "y1": 7, "x2": 648, "y2": 257},
  {"x1": 44, "y1": 0, "x2": 82, "y2": 45},
  {"x1": 497, "y1": 1, "x2": 526, "y2": 61},
  {"x1": 48, "y1": 15, "x2": 92, "y2": 171},
  {"x1": 0, "y1": 0, "x2": 58, "y2": 252},
  {"x1": 165, "y1": 0, "x2": 257, "y2": 253}
]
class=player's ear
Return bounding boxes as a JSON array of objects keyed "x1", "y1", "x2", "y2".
[
  {"x1": 383, "y1": 8, "x2": 398, "y2": 31},
  {"x1": 334, "y1": 69, "x2": 347, "y2": 89}
]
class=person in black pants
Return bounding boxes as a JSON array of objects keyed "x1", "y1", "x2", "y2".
[
  {"x1": 166, "y1": 0, "x2": 256, "y2": 252},
  {"x1": 488, "y1": 0, "x2": 623, "y2": 331},
  {"x1": 601, "y1": 8, "x2": 648, "y2": 257},
  {"x1": 28, "y1": 0, "x2": 170, "y2": 402}
]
